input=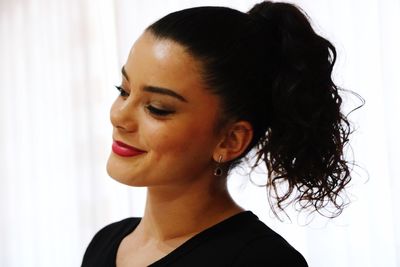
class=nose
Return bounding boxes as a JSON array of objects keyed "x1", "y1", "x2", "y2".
[{"x1": 110, "y1": 98, "x2": 138, "y2": 132}]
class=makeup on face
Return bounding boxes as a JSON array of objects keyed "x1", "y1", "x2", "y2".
[
  {"x1": 107, "y1": 32, "x2": 221, "y2": 186},
  {"x1": 112, "y1": 140, "x2": 146, "y2": 157}
]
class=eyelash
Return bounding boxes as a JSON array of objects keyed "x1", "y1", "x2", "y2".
[
  {"x1": 114, "y1": 85, "x2": 175, "y2": 117},
  {"x1": 145, "y1": 104, "x2": 175, "y2": 116},
  {"x1": 115, "y1": 85, "x2": 129, "y2": 97}
]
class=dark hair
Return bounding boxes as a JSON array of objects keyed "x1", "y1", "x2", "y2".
[{"x1": 147, "y1": 1, "x2": 363, "y2": 218}]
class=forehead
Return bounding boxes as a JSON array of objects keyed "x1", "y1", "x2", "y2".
[{"x1": 124, "y1": 31, "x2": 209, "y2": 101}]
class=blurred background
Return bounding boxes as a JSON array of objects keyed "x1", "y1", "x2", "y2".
[{"x1": 0, "y1": 0, "x2": 399, "y2": 266}]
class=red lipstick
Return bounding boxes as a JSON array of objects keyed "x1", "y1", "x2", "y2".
[{"x1": 112, "y1": 140, "x2": 146, "y2": 157}]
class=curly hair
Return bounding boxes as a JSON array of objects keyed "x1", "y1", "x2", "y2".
[{"x1": 147, "y1": 1, "x2": 364, "y2": 218}]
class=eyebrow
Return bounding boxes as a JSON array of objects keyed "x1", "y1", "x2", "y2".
[
  {"x1": 143, "y1": 86, "x2": 188, "y2": 102},
  {"x1": 121, "y1": 66, "x2": 188, "y2": 103},
  {"x1": 121, "y1": 66, "x2": 130, "y2": 82}
]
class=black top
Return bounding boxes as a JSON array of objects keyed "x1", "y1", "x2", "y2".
[{"x1": 82, "y1": 211, "x2": 308, "y2": 266}]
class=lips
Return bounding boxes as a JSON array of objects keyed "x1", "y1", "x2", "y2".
[{"x1": 112, "y1": 140, "x2": 146, "y2": 157}]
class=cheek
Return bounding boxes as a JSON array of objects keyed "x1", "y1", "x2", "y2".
[{"x1": 143, "y1": 117, "x2": 216, "y2": 159}]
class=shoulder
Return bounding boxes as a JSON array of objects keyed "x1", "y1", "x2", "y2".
[
  {"x1": 226, "y1": 212, "x2": 308, "y2": 266},
  {"x1": 81, "y1": 217, "x2": 140, "y2": 266},
  {"x1": 231, "y1": 233, "x2": 308, "y2": 266},
  {"x1": 88, "y1": 217, "x2": 139, "y2": 246},
  {"x1": 98, "y1": 217, "x2": 139, "y2": 236}
]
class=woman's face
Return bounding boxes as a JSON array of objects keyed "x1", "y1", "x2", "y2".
[{"x1": 107, "y1": 31, "x2": 224, "y2": 187}]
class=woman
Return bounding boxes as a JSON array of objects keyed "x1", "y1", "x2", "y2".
[{"x1": 82, "y1": 1, "x2": 356, "y2": 266}]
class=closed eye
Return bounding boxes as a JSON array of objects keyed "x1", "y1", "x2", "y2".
[
  {"x1": 145, "y1": 104, "x2": 175, "y2": 116},
  {"x1": 115, "y1": 85, "x2": 174, "y2": 117},
  {"x1": 115, "y1": 85, "x2": 129, "y2": 97}
]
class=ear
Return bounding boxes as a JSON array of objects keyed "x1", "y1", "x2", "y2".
[{"x1": 213, "y1": 120, "x2": 253, "y2": 163}]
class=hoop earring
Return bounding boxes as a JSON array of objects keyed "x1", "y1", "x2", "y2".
[{"x1": 213, "y1": 155, "x2": 224, "y2": 176}]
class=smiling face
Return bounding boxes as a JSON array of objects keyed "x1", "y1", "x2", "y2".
[{"x1": 106, "y1": 31, "x2": 225, "y2": 187}]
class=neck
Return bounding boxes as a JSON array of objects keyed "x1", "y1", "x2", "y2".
[{"x1": 137, "y1": 177, "x2": 243, "y2": 242}]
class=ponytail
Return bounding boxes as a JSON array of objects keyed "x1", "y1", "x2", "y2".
[{"x1": 248, "y1": 2, "x2": 359, "y2": 218}]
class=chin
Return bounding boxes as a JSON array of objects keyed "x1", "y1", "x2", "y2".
[{"x1": 106, "y1": 154, "x2": 146, "y2": 187}]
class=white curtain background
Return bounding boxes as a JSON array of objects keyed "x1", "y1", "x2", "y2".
[{"x1": 0, "y1": 0, "x2": 399, "y2": 266}]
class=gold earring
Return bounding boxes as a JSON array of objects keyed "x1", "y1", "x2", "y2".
[{"x1": 213, "y1": 155, "x2": 223, "y2": 176}]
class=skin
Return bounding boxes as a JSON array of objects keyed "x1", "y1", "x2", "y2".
[{"x1": 107, "y1": 31, "x2": 253, "y2": 267}]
